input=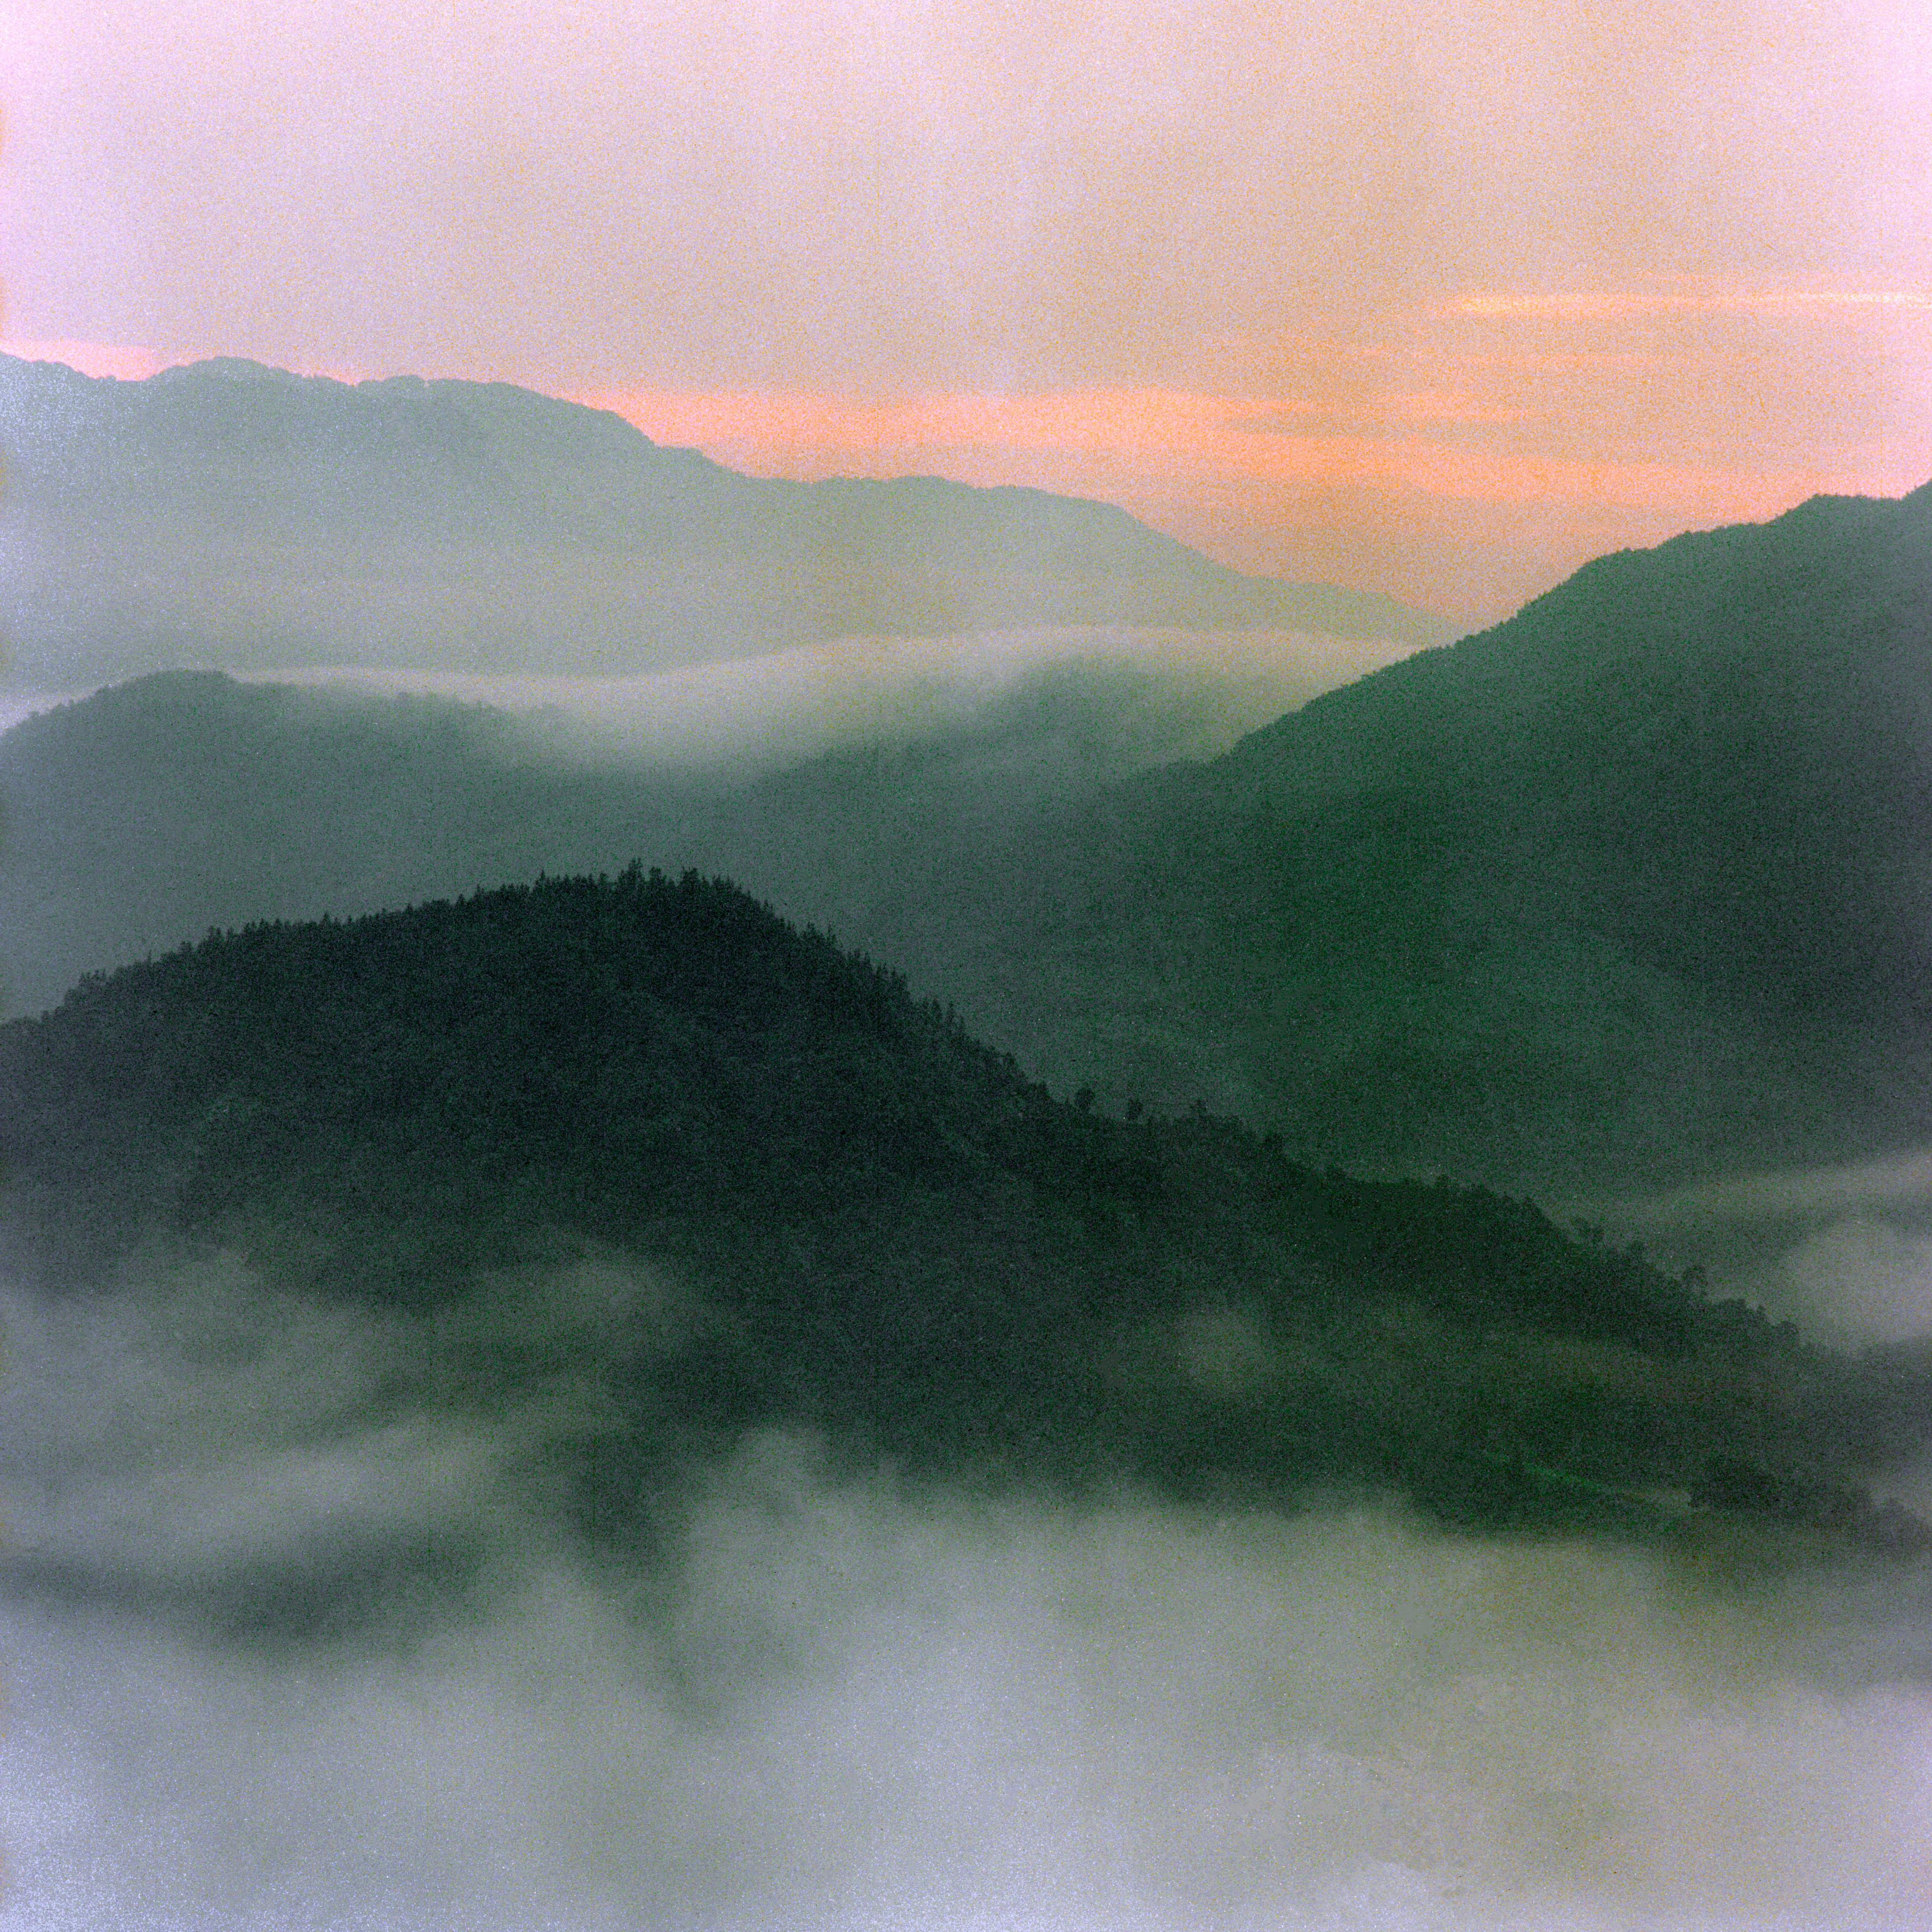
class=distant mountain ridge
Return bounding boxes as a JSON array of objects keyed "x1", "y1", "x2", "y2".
[
  {"x1": 0, "y1": 658, "x2": 1286, "y2": 1019},
  {"x1": 0, "y1": 354, "x2": 1455, "y2": 686},
  {"x1": 8, "y1": 481, "x2": 1931, "y2": 1197}
]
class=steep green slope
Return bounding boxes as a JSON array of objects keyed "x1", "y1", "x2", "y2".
[
  {"x1": 883, "y1": 485, "x2": 1932, "y2": 1190},
  {"x1": 3, "y1": 869, "x2": 1915, "y2": 1550}
]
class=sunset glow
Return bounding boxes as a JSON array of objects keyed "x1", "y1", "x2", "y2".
[
  {"x1": 0, "y1": 337, "x2": 162, "y2": 382},
  {"x1": 4, "y1": 0, "x2": 1929, "y2": 619},
  {"x1": 583, "y1": 268, "x2": 1932, "y2": 617}
]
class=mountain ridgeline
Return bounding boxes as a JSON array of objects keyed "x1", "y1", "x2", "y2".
[
  {"x1": 0, "y1": 653, "x2": 1313, "y2": 1021},
  {"x1": 0, "y1": 354, "x2": 1452, "y2": 688},
  {"x1": 872, "y1": 481, "x2": 1932, "y2": 1190},
  {"x1": 2, "y1": 869, "x2": 1918, "y2": 1555},
  {"x1": 7, "y1": 483, "x2": 1932, "y2": 1199}
]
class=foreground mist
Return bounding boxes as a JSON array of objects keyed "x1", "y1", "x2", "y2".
[{"x1": 4, "y1": 1257, "x2": 1929, "y2": 1932}]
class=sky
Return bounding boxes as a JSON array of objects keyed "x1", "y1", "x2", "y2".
[
  {"x1": 11, "y1": 16, "x2": 1932, "y2": 1926},
  {"x1": 3, "y1": 0, "x2": 1931, "y2": 621}
]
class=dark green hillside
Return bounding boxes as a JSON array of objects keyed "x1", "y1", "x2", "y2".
[
  {"x1": 888, "y1": 483, "x2": 1932, "y2": 1190},
  {"x1": 3, "y1": 869, "x2": 1916, "y2": 1549}
]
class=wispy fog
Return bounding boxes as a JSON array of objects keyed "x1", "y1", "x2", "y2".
[
  {"x1": 5, "y1": 1255, "x2": 1930, "y2": 1932},
  {"x1": 238, "y1": 625, "x2": 1424, "y2": 774},
  {"x1": 1589, "y1": 1148, "x2": 1932, "y2": 1349},
  {"x1": 0, "y1": 624, "x2": 1427, "y2": 1022}
]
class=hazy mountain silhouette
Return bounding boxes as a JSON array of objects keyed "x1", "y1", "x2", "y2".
[
  {"x1": 0, "y1": 659, "x2": 1260, "y2": 1018},
  {"x1": 5, "y1": 867, "x2": 1912, "y2": 1562},
  {"x1": 0, "y1": 354, "x2": 1454, "y2": 687}
]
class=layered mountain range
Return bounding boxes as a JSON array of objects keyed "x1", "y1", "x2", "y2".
[
  {"x1": 9, "y1": 481, "x2": 1931, "y2": 1199},
  {"x1": 4, "y1": 364, "x2": 1932, "y2": 1683},
  {"x1": 898, "y1": 482, "x2": 1932, "y2": 1189}
]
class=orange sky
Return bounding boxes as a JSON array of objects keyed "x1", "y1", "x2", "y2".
[
  {"x1": 581, "y1": 283, "x2": 1932, "y2": 616},
  {"x1": 4, "y1": 0, "x2": 1929, "y2": 622}
]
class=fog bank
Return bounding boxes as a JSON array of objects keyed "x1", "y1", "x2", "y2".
[
  {"x1": 237, "y1": 624, "x2": 1423, "y2": 774},
  {"x1": 4, "y1": 1258, "x2": 1930, "y2": 1932},
  {"x1": 1588, "y1": 1148, "x2": 1932, "y2": 1349}
]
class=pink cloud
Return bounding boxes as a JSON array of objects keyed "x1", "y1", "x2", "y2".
[
  {"x1": 1447, "y1": 284, "x2": 1932, "y2": 323},
  {"x1": 577, "y1": 381, "x2": 1882, "y2": 518},
  {"x1": 0, "y1": 338, "x2": 162, "y2": 381}
]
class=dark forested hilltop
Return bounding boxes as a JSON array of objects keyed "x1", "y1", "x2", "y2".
[{"x1": 4, "y1": 867, "x2": 1921, "y2": 1551}]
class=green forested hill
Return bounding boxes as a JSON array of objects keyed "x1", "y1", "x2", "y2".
[
  {"x1": 4, "y1": 868, "x2": 1919, "y2": 1549},
  {"x1": 875, "y1": 484, "x2": 1932, "y2": 1190}
]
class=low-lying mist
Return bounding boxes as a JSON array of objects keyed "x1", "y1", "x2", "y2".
[
  {"x1": 5, "y1": 1250, "x2": 1930, "y2": 1932},
  {"x1": 237, "y1": 624, "x2": 1424, "y2": 776},
  {"x1": 1585, "y1": 1148, "x2": 1932, "y2": 1350},
  {"x1": 0, "y1": 624, "x2": 1422, "y2": 1023}
]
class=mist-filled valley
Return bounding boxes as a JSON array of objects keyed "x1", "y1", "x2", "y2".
[
  {"x1": 6, "y1": 356, "x2": 1932, "y2": 1932},
  {"x1": 9, "y1": 1267, "x2": 1932, "y2": 1932},
  {"x1": 13, "y1": 1262, "x2": 1932, "y2": 1932},
  {"x1": 7, "y1": 869, "x2": 1932, "y2": 1931}
]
